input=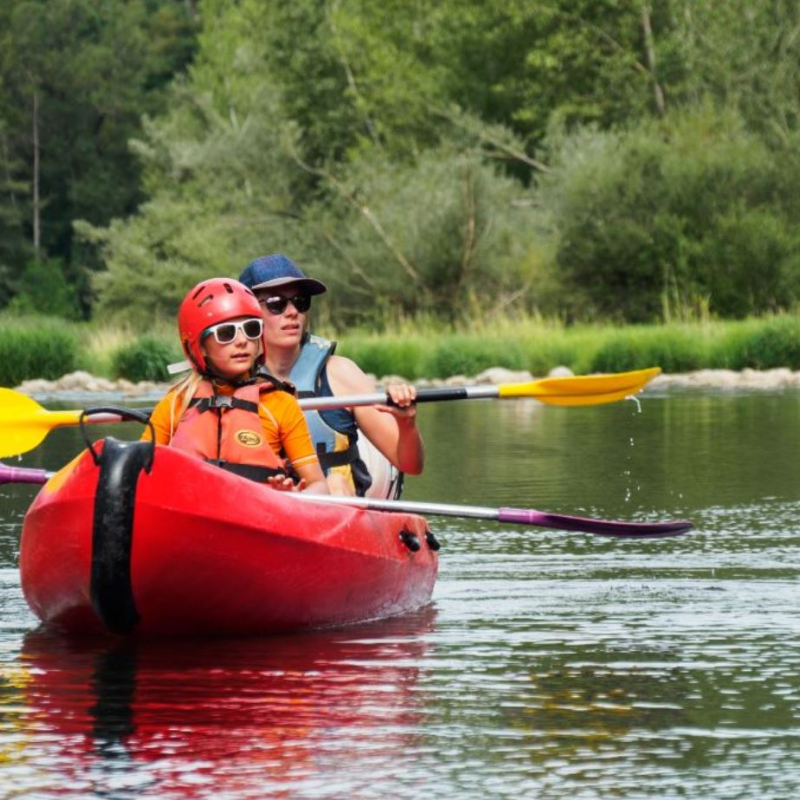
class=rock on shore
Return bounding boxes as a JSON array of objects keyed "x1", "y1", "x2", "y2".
[
  {"x1": 650, "y1": 368, "x2": 800, "y2": 391},
  {"x1": 15, "y1": 370, "x2": 166, "y2": 401}
]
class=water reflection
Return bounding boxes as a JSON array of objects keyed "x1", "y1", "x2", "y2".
[{"x1": 7, "y1": 608, "x2": 436, "y2": 798}]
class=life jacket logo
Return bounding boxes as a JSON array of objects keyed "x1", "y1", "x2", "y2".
[{"x1": 236, "y1": 429, "x2": 263, "y2": 448}]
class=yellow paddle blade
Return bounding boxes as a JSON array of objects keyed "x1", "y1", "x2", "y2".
[
  {"x1": 0, "y1": 388, "x2": 84, "y2": 457},
  {"x1": 498, "y1": 367, "x2": 662, "y2": 406}
]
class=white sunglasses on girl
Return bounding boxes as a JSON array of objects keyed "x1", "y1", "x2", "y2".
[{"x1": 202, "y1": 318, "x2": 263, "y2": 345}]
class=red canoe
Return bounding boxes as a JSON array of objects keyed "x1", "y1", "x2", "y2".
[{"x1": 20, "y1": 438, "x2": 438, "y2": 637}]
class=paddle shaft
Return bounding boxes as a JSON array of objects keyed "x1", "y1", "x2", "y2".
[
  {"x1": 0, "y1": 463, "x2": 51, "y2": 486},
  {"x1": 292, "y1": 493, "x2": 692, "y2": 538},
  {"x1": 0, "y1": 368, "x2": 660, "y2": 458},
  {"x1": 71, "y1": 386, "x2": 500, "y2": 423},
  {"x1": 0, "y1": 459, "x2": 691, "y2": 536},
  {"x1": 301, "y1": 385, "x2": 500, "y2": 409}
]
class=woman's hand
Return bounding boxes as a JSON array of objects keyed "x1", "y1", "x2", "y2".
[
  {"x1": 377, "y1": 383, "x2": 417, "y2": 421},
  {"x1": 327, "y1": 355, "x2": 425, "y2": 475}
]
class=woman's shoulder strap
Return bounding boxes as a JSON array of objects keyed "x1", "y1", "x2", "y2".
[
  {"x1": 254, "y1": 366, "x2": 297, "y2": 396},
  {"x1": 290, "y1": 334, "x2": 337, "y2": 395}
]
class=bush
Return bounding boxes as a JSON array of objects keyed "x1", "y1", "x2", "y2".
[
  {"x1": 6, "y1": 258, "x2": 83, "y2": 320},
  {"x1": 0, "y1": 319, "x2": 80, "y2": 385},
  {"x1": 317, "y1": 146, "x2": 541, "y2": 326},
  {"x1": 538, "y1": 106, "x2": 800, "y2": 322},
  {"x1": 717, "y1": 315, "x2": 800, "y2": 370},
  {"x1": 338, "y1": 336, "x2": 428, "y2": 381},
  {"x1": 423, "y1": 336, "x2": 526, "y2": 378},
  {"x1": 112, "y1": 335, "x2": 182, "y2": 382}
]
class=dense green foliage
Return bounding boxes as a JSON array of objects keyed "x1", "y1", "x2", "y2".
[
  {"x1": 0, "y1": 0, "x2": 197, "y2": 315},
  {"x1": 0, "y1": 317, "x2": 80, "y2": 385},
  {"x1": 6, "y1": 258, "x2": 82, "y2": 319},
  {"x1": 536, "y1": 107, "x2": 800, "y2": 322},
  {"x1": 111, "y1": 335, "x2": 183, "y2": 382},
  {"x1": 5, "y1": 1, "x2": 800, "y2": 329},
  {"x1": 718, "y1": 315, "x2": 800, "y2": 370}
]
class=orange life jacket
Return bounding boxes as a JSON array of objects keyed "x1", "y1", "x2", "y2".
[{"x1": 170, "y1": 380, "x2": 286, "y2": 482}]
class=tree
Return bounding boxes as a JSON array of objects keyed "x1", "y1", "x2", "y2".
[
  {"x1": 535, "y1": 106, "x2": 800, "y2": 321},
  {"x1": 83, "y1": 0, "x2": 544, "y2": 326},
  {"x1": 84, "y1": 0, "x2": 800, "y2": 327},
  {"x1": 0, "y1": 0, "x2": 197, "y2": 314}
]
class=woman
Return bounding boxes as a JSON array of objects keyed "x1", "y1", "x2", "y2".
[
  {"x1": 238, "y1": 254, "x2": 424, "y2": 497},
  {"x1": 144, "y1": 277, "x2": 328, "y2": 494}
]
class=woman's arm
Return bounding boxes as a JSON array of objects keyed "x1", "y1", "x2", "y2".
[{"x1": 326, "y1": 355, "x2": 425, "y2": 475}]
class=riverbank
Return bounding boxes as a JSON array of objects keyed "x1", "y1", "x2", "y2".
[
  {"x1": 6, "y1": 313, "x2": 800, "y2": 388},
  {"x1": 14, "y1": 366, "x2": 800, "y2": 403}
]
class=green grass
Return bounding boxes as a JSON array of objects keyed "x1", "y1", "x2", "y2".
[
  {"x1": 338, "y1": 314, "x2": 800, "y2": 378},
  {"x1": 3, "y1": 312, "x2": 800, "y2": 383},
  {"x1": 0, "y1": 315, "x2": 82, "y2": 386},
  {"x1": 111, "y1": 335, "x2": 185, "y2": 382}
]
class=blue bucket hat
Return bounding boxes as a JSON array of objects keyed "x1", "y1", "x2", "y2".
[{"x1": 238, "y1": 254, "x2": 327, "y2": 296}]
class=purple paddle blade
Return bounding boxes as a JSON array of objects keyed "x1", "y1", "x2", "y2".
[
  {"x1": 0, "y1": 462, "x2": 50, "y2": 487},
  {"x1": 498, "y1": 507, "x2": 692, "y2": 537}
]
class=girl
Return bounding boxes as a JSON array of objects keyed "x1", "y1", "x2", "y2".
[{"x1": 144, "y1": 277, "x2": 328, "y2": 494}]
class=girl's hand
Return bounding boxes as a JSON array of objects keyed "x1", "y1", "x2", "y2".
[{"x1": 267, "y1": 475, "x2": 306, "y2": 492}]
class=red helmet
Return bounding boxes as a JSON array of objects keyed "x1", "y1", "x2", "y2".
[{"x1": 178, "y1": 278, "x2": 267, "y2": 374}]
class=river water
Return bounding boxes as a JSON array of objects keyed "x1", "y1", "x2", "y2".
[{"x1": 1, "y1": 388, "x2": 800, "y2": 799}]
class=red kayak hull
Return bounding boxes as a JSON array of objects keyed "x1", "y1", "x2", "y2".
[{"x1": 20, "y1": 443, "x2": 438, "y2": 637}]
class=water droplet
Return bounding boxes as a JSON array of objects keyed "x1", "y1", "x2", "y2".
[{"x1": 625, "y1": 394, "x2": 642, "y2": 413}]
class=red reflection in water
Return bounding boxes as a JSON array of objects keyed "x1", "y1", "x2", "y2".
[{"x1": 19, "y1": 608, "x2": 436, "y2": 796}]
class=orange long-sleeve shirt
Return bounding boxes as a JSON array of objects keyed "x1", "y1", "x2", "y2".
[{"x1": 142, "y1": 384, "x2": 319, "y2": 471}]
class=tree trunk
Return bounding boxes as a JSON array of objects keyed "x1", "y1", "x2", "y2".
[
  {"x1": 640, "y1": 4, "x2": 666, "y2": 117},
  {"x1": 32, "y1": 88, "x2": 40, "y2": 258}
]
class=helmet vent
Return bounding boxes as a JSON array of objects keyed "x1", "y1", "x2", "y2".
[
  {"x1": 223, "y1": 282, "x2": 234, "y2": 294},
  {"x1": 197, "y1": 294, "x2": 214, "y2": 308}
]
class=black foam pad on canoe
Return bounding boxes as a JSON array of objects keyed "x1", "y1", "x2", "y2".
[{"x1": 90, "y1": 437, "x2": 151, "y2": 635}]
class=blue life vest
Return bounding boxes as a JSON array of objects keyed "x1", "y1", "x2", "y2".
[{"x1": 289, "y1": 334, "x2": 372, "y2": 495}]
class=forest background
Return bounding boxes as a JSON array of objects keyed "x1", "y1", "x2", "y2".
[{"x1": 4, "y1": 0, "x2": 800, "y2": 383}]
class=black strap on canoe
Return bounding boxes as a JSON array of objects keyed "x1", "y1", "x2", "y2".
[
  {"x1": 78, "y1": 407, "x2": 155, "y2": 635},
  {"x1": 89, "y1": 437, "x2": 153, "y2": 636},
  {"x1": 80, "y1": 406, "x2": 156, "y2": 470}
]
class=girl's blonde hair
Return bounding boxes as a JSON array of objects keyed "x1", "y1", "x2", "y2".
[{"x1": 166, "y1": 372, "x2": 203, "y2": 437}]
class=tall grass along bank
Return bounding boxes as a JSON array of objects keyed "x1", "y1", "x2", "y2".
[
  {"x1": 4, "y1": 313, "x2": 800, "y2": 384},
  {"x1": 0, "y1": 317, "x2": 81, "y2": 387},
  {"x1": 337, "y1": 315, "x2": 800, "y2": 380}
]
